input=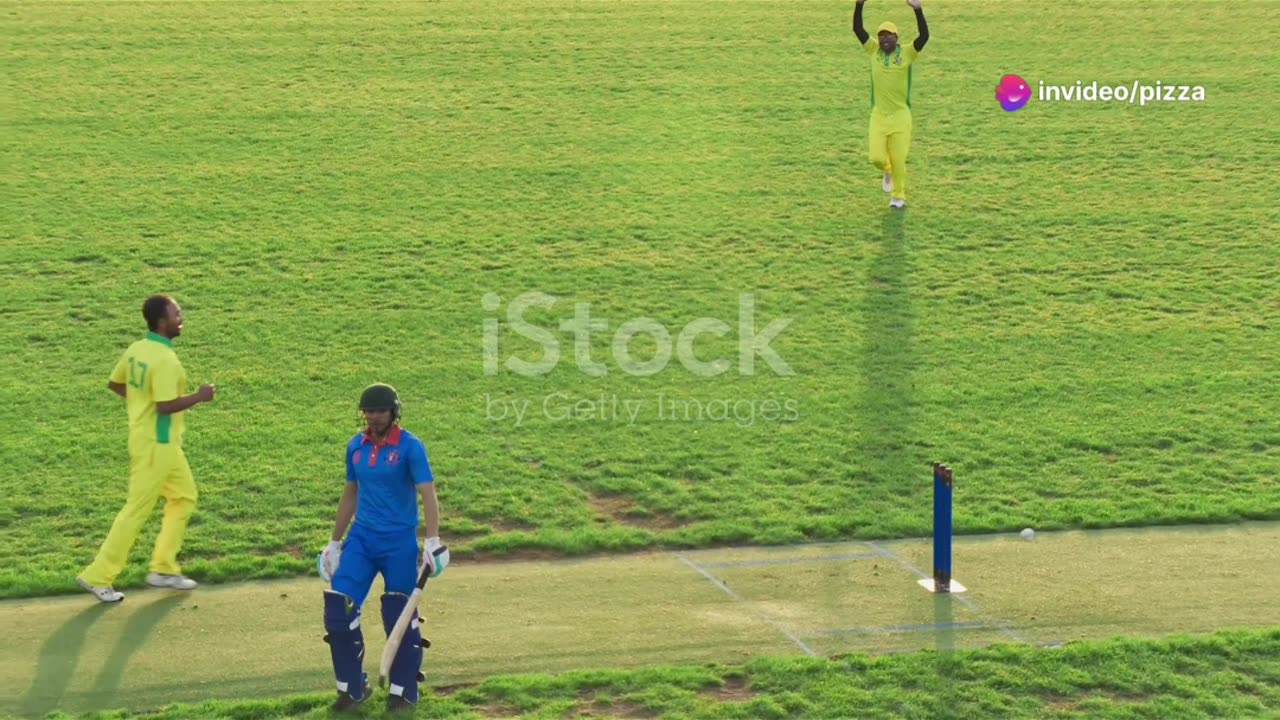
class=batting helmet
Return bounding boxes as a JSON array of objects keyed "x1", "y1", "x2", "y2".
[{"x1": 359, "y1": 383, "x2": 402, "y2": 421}]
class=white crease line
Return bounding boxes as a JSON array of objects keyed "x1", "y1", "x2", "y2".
[
  {"x1": 674, "y1": 553, "x2": 819, "y2": 657},
  {"x1": 812, "y1": 621, "x2": 990, "y2": 637},
  {"x1": 866, "y1": 541, "x2": 1025, "y2": 644},
  {"x1": 696, "y1": 551, "x2": 886, "y2": 569}
]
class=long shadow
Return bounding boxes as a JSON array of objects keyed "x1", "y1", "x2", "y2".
[
  {"x1": 856, "y1": 210, "x2": 913, "y2": 491},
  {"x1": 865, "y1": 213, "x2": 962, "y2": 717},
  {"x1": 933, "y1": 593, "x2": 959, "y2": 720},
  {"x1": 87, "y1": 594, "x2": 186, "y2": 709},
  {"x1": 19, "y1": 603, "x2": 111, "y2": 718},
  {"x1": 816, "y1": 211, "x2": 914, "y2": 631}
]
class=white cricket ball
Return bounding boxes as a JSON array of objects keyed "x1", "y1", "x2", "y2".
[{"x1": 1020, "y1": 528, "x2": 1035, "y2": 541}]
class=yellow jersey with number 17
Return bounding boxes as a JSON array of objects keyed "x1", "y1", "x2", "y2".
[
  {"x1": 109, "y1": 332, "x2": 188, "y2": 449},
  {"x1": 864, "y1": 39, "x2": 919, "y2": 115}
]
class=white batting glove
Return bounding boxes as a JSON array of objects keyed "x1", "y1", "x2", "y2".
[
  {"x1": 317, "y1": 540, "x2": 342, "y2": 582},
  {"x1": 423, "y1": 536, "x2": 449, "y2": 578}
]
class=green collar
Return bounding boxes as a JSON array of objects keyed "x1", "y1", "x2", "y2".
[{"x1": 146, "y1": 331, "x2": 173, "y2": 347}]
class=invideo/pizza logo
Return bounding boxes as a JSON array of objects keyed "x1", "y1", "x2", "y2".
[
  {"x1": 996, "y1": 74, "x2": 1030, "y2": 112},
  {"x1": 997, "y1": 74, "x2": 1208, "y2": 110}
]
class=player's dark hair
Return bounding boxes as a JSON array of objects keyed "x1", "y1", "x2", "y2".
[{"x1": 142, "y1": 294, "x2": 174, "y2": 331}]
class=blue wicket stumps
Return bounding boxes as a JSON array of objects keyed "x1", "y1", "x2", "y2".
[{"x1": 919, "y1": 462, "x2": 966, "y2": 593}]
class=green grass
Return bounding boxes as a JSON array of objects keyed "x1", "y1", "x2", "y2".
[
  {"x1": 28, "y1": 629, "x2": 1279, "y2": 719},
  {"x1": 4, "y1": 0, "x2": 1279, "y2": 599}
]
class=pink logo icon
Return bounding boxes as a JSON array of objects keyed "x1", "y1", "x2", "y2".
[{"x1": 996, "y1": 74, "x2": 1030, "y2": 112}]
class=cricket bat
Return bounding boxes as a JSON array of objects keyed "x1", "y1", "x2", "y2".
[{"x1": 379, "y1": 550, "x2": 437, "y2": 688}]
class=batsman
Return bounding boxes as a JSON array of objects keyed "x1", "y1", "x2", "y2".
[{"x1": 317, "y1": 383, "x2": 449, "y2": 713}]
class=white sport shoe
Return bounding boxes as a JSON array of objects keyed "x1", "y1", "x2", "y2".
[
  {"x1": 147, "y1": 573, "x2": 198, "y2": 590},
  {"x1": 883, "y1": 173, "x2": 893, "y2": 193},
  {"x1": 889, "y1": 198, "x2": 906, "y2": 209},
  {"x1": 77, "y1": 576, "x2": 124, "y2": 603}
]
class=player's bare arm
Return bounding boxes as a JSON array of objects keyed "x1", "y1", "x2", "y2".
[
  {"x1": 107, "y1": 380, "x2": 126, "y2": 398},
  {"x1": 909, "y1": 0, "x2": 928, "y2": 52},
  {"x1": 155, "y1": 383, "x2": 215, "y2": 415},
  {"x1": 332, "y1": 482, "x2": 358, "y2": 542},
  {"x1": 853, "y1": 0, "x2": 869, "y2": 45},
  {"x1": 419, "y1": 483, "x2": 441, "y2": 540},
  {"x1": 317, "y1": 483, "x2": 355, "y2": 581},
  {"x1": 418, "y1": 481, "x2": 449, "y2": 581}
]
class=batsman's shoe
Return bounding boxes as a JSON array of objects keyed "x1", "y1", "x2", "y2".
[
  {"x1": 146, "y1": 573, "x2": 198, "y2": 590},
  {"x1": 889, "y1": 198, "x2": 906, "y2": 209},
  {"x1": 76, "y1": 576, "x2": 124, "y2": 603},
  {"x1": 883, "y1": 173, "x2": 893, "y2": 193},
  {"x1": 332, "y1": 677, "x2": 371, "y2": 713},
  {"x1": 387, "y1": 694, "x2": 415, "y2": 713}
]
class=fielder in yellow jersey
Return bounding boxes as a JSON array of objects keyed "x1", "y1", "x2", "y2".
[
  {"x1": 854, "y1": 0, "x2": 930, "y2": 208},
  {"x1": 77, "y1": 295, "x2": 216, "y2": 603}
]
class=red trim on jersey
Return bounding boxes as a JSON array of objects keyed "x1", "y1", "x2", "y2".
[
  {"x1": 361, "y1": 424, "x2": 402, "y2": 447},
  {"x1": 361, "y1": 424, "x2": 403, "y2": 467}
]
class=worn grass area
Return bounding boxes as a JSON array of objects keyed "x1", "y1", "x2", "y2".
[
  {"x1": 3, "y1": 0, "x2": 1279, "y2": 598},
  {"x1": 29, "y1": 629, "x2": 1280, "y2": 719}
]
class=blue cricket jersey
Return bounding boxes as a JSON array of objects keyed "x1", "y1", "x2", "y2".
[{"x1": 346, "y1": 425, "x2": 433, "y2": 532}]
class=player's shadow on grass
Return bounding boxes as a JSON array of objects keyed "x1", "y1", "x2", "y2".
[
  {"x1": 20, "y1": 594, "x2": 184, "y2": 718},
  {"x1": 933, "y1": 594, "x2": 959, "y2": 720},
  {"x1": 89, "y1": 594, "x2": 185, "y2": 707},
  {"x1": 21, "y1": 603, "x2": 111, "y2": 718},
  {"x1": 856, "y1": 211, "x2": 912, "y2": 489}
]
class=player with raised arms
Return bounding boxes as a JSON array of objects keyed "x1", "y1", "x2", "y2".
[{"x1": 854, "y1": 0, "x2": 930, "y2": 209}]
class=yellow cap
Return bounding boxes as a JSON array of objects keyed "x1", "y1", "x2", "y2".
[{"x1": 877, "y1": 21, "x2": 899, "y2": 35}]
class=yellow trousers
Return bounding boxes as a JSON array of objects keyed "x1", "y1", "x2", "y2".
[
  {"x1": 868, "y1": 109, "x2": 912, "y2": 201},
  {"x1": 81, "y1": 443, "x2": 197, "y2": 585}
]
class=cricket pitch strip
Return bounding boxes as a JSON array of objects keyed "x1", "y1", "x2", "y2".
[{"x1": 6, "y1": 521, "x2": 1278, "y2": 717}]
